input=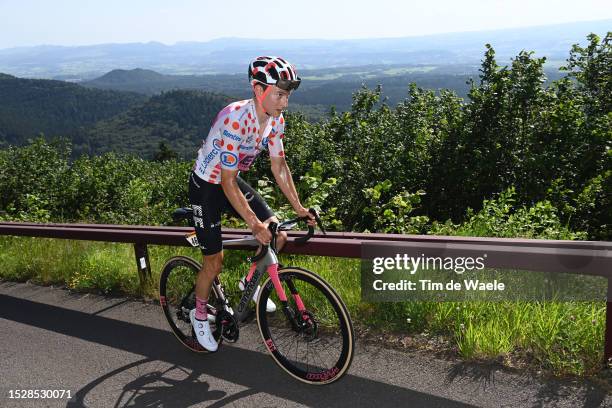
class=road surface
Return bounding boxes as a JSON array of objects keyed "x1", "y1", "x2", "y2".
[{"x1": 1, "y1": 282, "x2": 610, "y2": 407}]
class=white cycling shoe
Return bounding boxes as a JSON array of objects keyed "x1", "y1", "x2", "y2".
[
  {"x1": 189, "y1": 309, "x2": 218, "y2": 352},
  {"x1": 239, "y1": 277, "x2": 277, "y2": 313}
]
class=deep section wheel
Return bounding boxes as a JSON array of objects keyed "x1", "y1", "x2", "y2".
[{"x1": 256, "y1": 267, "x2": 355, "y2": 384}]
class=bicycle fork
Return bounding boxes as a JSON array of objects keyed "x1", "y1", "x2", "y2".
[
  {"x1": 266, "y1": 263, "x2": 313, "y2": 330},
  {"x1": 235, "y1": 247, "x2": 312, "y2": 331}
]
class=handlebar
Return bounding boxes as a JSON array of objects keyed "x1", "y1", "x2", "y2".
[
  {"x1": 293, "y1": 208, "x2": 325, "y2": 244},
  {"x1": 248, "y1": 208, "x2": 325, "y2": 263}
]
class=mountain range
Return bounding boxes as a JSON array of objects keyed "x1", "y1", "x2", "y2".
[
  {"x1": 1, "y1": 20, "x2": 607, "y2": 159},
  {"x1": 82, "y1": 65, "x2": 486, "y2": 111},
  {"x1": 0, "y1": 19, "x2": 609, "y2": 80}
]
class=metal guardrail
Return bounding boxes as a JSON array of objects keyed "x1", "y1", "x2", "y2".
[{"x1": 1, "y1": 221, "x2": 611, "y2": 362}]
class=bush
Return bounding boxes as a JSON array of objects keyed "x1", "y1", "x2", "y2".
[
  {"x1": 0, "y1": 34, "x2": 609, "y2": 239},
  {"x1": 430, "y1": 186, "x2": 587, "y2": 239}
]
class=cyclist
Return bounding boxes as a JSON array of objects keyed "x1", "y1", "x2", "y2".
[{"x1": 188, "y1": 56, "x2": 315, "y2": 351}]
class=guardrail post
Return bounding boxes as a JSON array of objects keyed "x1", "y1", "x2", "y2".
[
  {"x1": 134, "y1": 243, "x2": 152, "y2": 292},
  {"x1": 606, "y1": 276, "x2": 612, "y2": 367}
]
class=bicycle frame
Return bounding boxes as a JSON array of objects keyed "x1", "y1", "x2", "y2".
[
  {"x1": 219, "y1": 233, "x2": 309, "y2": 327},
  {"x1": 224, "y1": 235, "x2": 279, "y2": 322},
  {"x1": 180, "y1": 210, "x2": 323, "y2": 329}
]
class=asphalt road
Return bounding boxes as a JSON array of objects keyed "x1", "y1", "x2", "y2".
[{"x1": 1, "y1": 281, "x2": 610, "y2": 408}]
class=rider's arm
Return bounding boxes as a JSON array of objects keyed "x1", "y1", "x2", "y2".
[
  {"x1": 221, "y1": 169, "x2": 271, "y2": 243},
  {"x1": 268, "y1": 118, "x2": 301, "y2": 211},
  {"x1": 270, "y1": 156, "x2": 302, "y2": 211},
  {"x1": 268, "y1": 121, "x2": 315, "y2": 223},
  {"x1": 270, "y1": 156, "x2": 315, "y2": 225}
]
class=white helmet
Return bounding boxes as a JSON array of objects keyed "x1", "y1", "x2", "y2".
[{"x1": 248, "y1": 56, "x2": 301, "y2": 91}]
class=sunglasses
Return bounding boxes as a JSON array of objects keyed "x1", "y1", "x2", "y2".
[{"x1": 275, "y1": 78, "x2": 301, "y2": 91}]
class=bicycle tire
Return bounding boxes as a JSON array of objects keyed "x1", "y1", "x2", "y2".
[
  {"x1": 159, "y1": 256, "x2": 223, "y2": 353},
  {"x1": 256, "y1": 266, "x2": 355, "y2": 385}
]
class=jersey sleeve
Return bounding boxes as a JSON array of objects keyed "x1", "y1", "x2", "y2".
[
  {"x1": 218, "y1": 118, "x2": 245, "y2": 170},
  {"x1": 268, "y1": 115, "x2": 285, "y2": 158}
]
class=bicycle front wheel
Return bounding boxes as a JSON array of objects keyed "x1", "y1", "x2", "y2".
[
  {"x1": 256, "y1": 267, "x2": 355, "y2": 385},
  {"x1": 159, "y1": 256, "x2": 223, "y2": 353}
]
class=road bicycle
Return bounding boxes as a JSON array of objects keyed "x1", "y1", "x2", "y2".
[{"x1": 159, "y1": 207, "x2": 355, "y2": 385}]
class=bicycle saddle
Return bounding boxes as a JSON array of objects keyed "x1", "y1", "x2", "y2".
[{"x1": 172, "y1": 207, "x2": 194, "y2": 222}]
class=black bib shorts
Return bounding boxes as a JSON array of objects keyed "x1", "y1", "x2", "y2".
[{"x1": 188, "y1": 172, "x2": 275, "y2": 255}]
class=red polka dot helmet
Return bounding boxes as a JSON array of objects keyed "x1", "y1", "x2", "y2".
[{"x1": 248, "y1": 56, "x2": 301, "y2": 91}]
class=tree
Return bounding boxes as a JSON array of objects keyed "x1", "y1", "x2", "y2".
[{"x1": 153, "y1": 141, "x2": 179, "y2": 162}]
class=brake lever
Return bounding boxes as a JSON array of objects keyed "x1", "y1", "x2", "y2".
[
  {"x1": 294, "y1": 208, "x2": 327, "y2": 244},
  {"x1": 248, "y1": 222, "x2": 277, "y2": 263},
  {"x1": 308, "y1": 208, "x2": 326, "y2": 235}
]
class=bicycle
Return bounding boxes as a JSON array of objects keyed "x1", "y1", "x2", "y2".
[{"x1": 159, "y1": 207, "x2": 355, "y2": 385}]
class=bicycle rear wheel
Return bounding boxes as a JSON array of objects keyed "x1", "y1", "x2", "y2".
[
  {"x1": 159, "y1": 256, "x2": 223, "y2": 352},
  {"x1": 256, "y1": 267, "x2": 355, "y2": 385}
]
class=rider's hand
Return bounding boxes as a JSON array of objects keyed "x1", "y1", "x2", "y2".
[
  {"x1": 252, "y1": 221, "x2": 272, "y2": 245},
  {"x1": 296, "y1": 206, "x2": 317, "y2": 227}
]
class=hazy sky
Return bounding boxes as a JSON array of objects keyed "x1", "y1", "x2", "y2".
[{"x1": 1, "y1": 0, "x2": 611, "y2": 49}]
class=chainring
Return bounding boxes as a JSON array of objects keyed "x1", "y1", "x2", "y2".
[{"x1": 217, "y1": 310, "x2": 240, "y2": 343}]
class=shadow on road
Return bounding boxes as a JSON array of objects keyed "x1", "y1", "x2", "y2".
[
  {"x1": 66, "y1": 358, "x2": 232, "y2": 407},
  {"x1": 1, "y1": 293, "x2": 476, "y2": 407}
]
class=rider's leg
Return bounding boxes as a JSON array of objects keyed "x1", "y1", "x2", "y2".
[
  {"x1": 188, "y1": 250, "x2": 223, "y2": 352},
  {"x1": 188, "y1": 172, "x2": 224, "y2": 350},
  {"x1": 196, "y1": 250, "x2": 223, "y2": 304}
]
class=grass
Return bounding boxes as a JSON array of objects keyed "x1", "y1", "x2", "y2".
[{"x1": 0, "y1": 236, "x2": 606, "y2": 377}]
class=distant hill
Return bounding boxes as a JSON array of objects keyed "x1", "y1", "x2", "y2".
[
  {"x1": 0, "y1": 73, "x2": 146, "y2": 148},
  {"x1": 86, "y1": 68, "x2": 333, "y2": 118},
  {"x1": 93, "y1": 68, "x2": 167, "y2": 84},
  {"x1": 0, "y1": 73, "x2": 239, "y2": 159},
  {"x1": 85, "y1": 68, "x2": 222, "y2": 94},
  {"x1": 0, "y1": 19, "x2": 609, "y2": 79},
  {"x1": 84, "y1": 64, "x2": 565, "y2": 114},
  {"x1": 78, "y1": 89, "x2": 234, "y2": 159}
]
